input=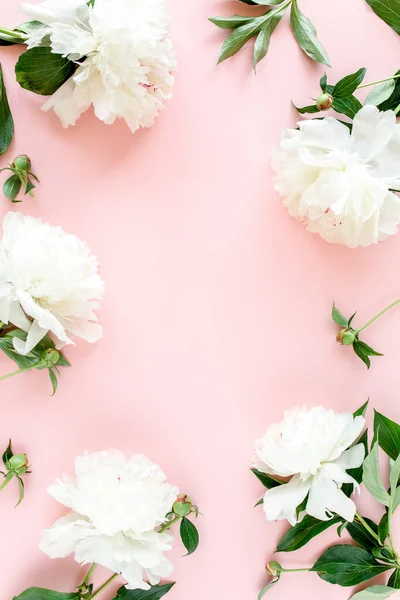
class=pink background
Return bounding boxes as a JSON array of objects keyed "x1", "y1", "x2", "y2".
[{"x1": 1, "y1": 0, "x2": 400, "y2": 598}]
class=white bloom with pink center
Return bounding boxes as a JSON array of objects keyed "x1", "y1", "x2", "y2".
[
  {"x1": 253, "y1": 406, "x2": 365, "y2": 525},
  {"x1": 272, "y1": 105, "x2": 400, "y2": 247}
]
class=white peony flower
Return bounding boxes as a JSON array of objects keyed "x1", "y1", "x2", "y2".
[
  {"x1": 21, "y1": 0, "x2": 176, "y2": 132},
  {"x1": 40, "y1": 450, "x2": 179, "y2": 591},
  {"x1": 0, "y1": 212, "x2": 104, "y2": 355},
  {"x1": 253, "y1": 406, "x2": 365, "y2": 525},
  {"x1": 272, "y1": 105, "x2": 400, "y2": 247}
]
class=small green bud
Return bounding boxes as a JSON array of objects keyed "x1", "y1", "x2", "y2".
[
  {"x1": 12, "y1": 155, "x2": 31, "y2": 172},
  {"x1": 316, "y1": 93, "x2": 333, "y2": 111},
  {"x1": 336, "y1": 329, "x2": 355, "y2": 345},
  {"x1": 9, "y1": 453, "x2": 28, "y2": 472},
  {"x1": 42, "y1": 348, "x2": 60, "y2": 367},
  {"x1": 266, "y1": 562, "x2": 281, "y2": 578},
  {"x1": 173, "y1": 494, "x2": 193, "y2": 517}
]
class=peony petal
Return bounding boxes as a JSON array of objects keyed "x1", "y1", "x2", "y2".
[
  {"x1": 307, "y1": 474, "x2": 357, "y2": 522},
  {"x1": 40, "y1": 512, "x2": 93, "y2": 559},
  {"x1": 263, "y1": 475, "x2": 310, "y2": 526},
  {"x1": 351, "y1": 105, "x2": 396, "y2": 162}
]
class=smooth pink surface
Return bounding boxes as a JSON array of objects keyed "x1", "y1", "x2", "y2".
[{"x1": 1, "y1": 0, "x2": 400, "y2": 598}]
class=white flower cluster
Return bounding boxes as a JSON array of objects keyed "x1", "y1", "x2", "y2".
[
  {"x1": 21, "y1": 0, "x2": 176, "y2": 131},
  {"x1": 40, "y1": 450, "x2": 179, "y2": 590},
  {"x1": 253, "y1": 406, "x2": 365, "y2": 525}
]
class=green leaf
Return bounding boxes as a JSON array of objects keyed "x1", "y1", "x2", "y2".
[
  {"x1": 180, "y1": 518, "x2": 199, "y2": 555},
  {"x1": 333, "y1": 95, "x2": 363, "y2": 119},
  {"x1": 312, "y1": 545, "x2": 392, "y2": 586},
  {"x1": 253, "y1": 4, "x2": 287, "y2": 70},
  {"x1": 320, "y1": 72, "x2": 328, "y2": 92},
  {"x1": 3, "y1": 175, "x2": 22, "y2": 202},
  {"x1": 0, "y1": 64, "x2": 14, "y2": 155},
  {"x1": 351, "y1": 586, "x2": 398, "y2": 599},
  {"x1": 209, "y1": 15, "x2": 254, "y2": 29},
  {"x1": 353, "y1": 341, "x2": 371, "y2": 369},
  {"x1": 113, "y1": 583, "x2": 175, "y2": 600},
  {"x1": 354, "y1": 400, "x2": 369, "y2": 419},
  {"x1": 378, "y1": 513, "x2": 389, "y2": 545},
  {"x1": 332, "y1": 68, "x2": 367, "y2": 98},
  {"x1": 24, "y1": 177, "x2": 36, "y2": 195},
  {"x1": 363, "y1": 440, "x2": 390, "y2": 507},
  {"x1": 293, "y1": 103, "x2": 320, "y2": 114},
  {"x1": 290, "y1": 0, "x2": 330, "y2": 66},
  {"x1": 251, "y1": 468, "x2": 282, "y2": 488},
  {"x1": 356, "y1": 341, "x2": 383, "y2": 357},
  {"x1": 388, "y1": 569, "x2": 400, "y2": 588},
  {"x1": 343, "y1": 429, "x2": 368, "y2": 497},
  {"x1": 258, "y1": 580, "x2": 279, "y2": 599},
  {"x1": 13, "y1": 589, "x2": 80, "y2": 600},
  {"x1": 366, "y1": 79, "x2": 397, "y2": 105},
  {"x1": 216, "y1": 17, "x2": 266, "y2": 63},
  {"x1": 374, "y1": 411, "x2": 400, "y2": 461},
  {"x1": 277, "y1": 516, "x2": 341, "y2": 552},
  {"x1": 48, "y1": 369, "x2": 58, "y2": 396},
  {"x1": 346, "y1": 518, "x2": 379, "y2": 552},
  {"x1": 16, "y1": 21, "x2": 45, "y2": 35},
  {"x1": 365, "y1": 0, "x2": 400, "y2": 35},
  {"x1": 2, "y1": 439, "x2": 13, "y2": 468},
  {"x1": 16, "y1": 476, "x2": 25, "y2": 507},
  {"x1": 15, "y1": 47, "x2": 77, "y2": 96},
  {"x1": 332, "y1": 303, "x2": 349, "y2": 327},
  {"x1": 378, "y1": 71, "x2": 400, "y2": 111}
]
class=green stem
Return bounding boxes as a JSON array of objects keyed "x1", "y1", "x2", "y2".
[
  {"x1": 354, "y1": 299, "x2": 400, "y2": 335},
  {"x1": 0, "y1": 365, "x2": 37, "y2": 381},
  {"x1": 159, "y1": 515, "x2": 180, "y2": 533},
  {"x1": 89, "y1": 573, "x2": 119, "y2": 599},
  {"x1": 280, "y1": 567, "x2": 311, "y2": 573},
  {"x1": 0, "y1": 26, "x2": 27, "y2": 43},
  {"x1": 355, "y1": 513, "x2": 380, "y2": 542},
  {"x1": 357, "y1": 73, "x2": 400, "y2": 89},
  {"x1": 0, "y1": 471, "x2": 14, "y2": 491},
  {"x1": 83, "y1": 564, "x2": 97, "y2": 587},
  {"x1": 394, "y1": 103, "x2": 400, "y2": 116}
]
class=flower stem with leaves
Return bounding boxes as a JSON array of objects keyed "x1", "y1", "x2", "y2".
[
  {"x1": 1, "y1": 155, "x2": 39, "y2": 202},
  {"x1": 332, "y1": 300, "x2": 400, "y2": 368},
  {"x1": 0, "y1": 440, "x2": 30, "y2": 506}
]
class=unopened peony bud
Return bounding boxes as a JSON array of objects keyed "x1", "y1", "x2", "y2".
[
  {"x1": 316, "y1": 93, "x2": 333, "y2": 111},
  {"x1": 12, "y1": 155, "x2": 31, "y2": 172},
  {"x1": 9, "y1": 453, "x2": 28, "y2": 472},
  {"x1": 336, "y1": 329, "x2": 355, "y2": 345},
  {"x1": 42, "y1": 348, "x2": 60, "y2": 367},
  {"x1": 173, "y1": 494, "x2": 193, "y2": 517},
  {"x1": 266, "y1": 562, "x2": 281, "y2": 578}
]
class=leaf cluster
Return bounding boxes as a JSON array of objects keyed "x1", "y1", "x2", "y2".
[
  {"x1": 255, "y1": 405, "x2": 400, "y2": 598},
  {"x1": 1, "y1": 155, "x2": 39, "y2": 203},
  {"x1": 332, "y1": 304, "x2": 382, "y2": 369},
  {"x1": 0, "y1": 328, "x2": 70, "y2": 394},
  {"x1": 210, "y1": 0, "x2": 329, "y2": 71},
  {"x1": 12, "y1": 584, "x2": 175, "y2": 600},
  {"x1": 0, "y1": 439, "x2": 30, "y2": 506}
]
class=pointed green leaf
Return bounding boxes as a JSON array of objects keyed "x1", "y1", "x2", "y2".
[
  {"x1": 258, "y1": 579, "x2": 279, "y2": 599},
  {"x1": 0, "y1": 64, "x2": 14, "y2": 155},
  {"x1": 353, "y1": 341, "x2": 371, "y2": 369},
  {"x1": 363, "y1": 440, "x2": 390, "y2": 506},
  {"x1": 365, "y1": 0, "x2": 400, "y2": 35},
  {"x1": 388, "y1": 569, "x2": 400, "y2": 588},
  {"x1": 180, "y1": 518, "x2": 199, "y2": 555},
  {"x1": 354, "y1": 400, "x2": 369, "y2": 419},
  {"x1": 15, "y1": 47, "x2": 77, "y2": 95},
  {"x1": 251, "y1": 468, "x2": 282, "y2": 488},
  {"x1": 312, "y1": 545, "x2": 392, "y2": 586},
  {"x1": 12, "y1": 589, "x2": 80, "y2": 600},
  {"x1": 2, "y1": 439, "x2": 13, "y2": 468},
  {"x1": 332, "y1": 68, "x2": 367, "y2": 98},
  {"x1": 48, "y1": 369, "x2": 58, "y2": 396},
  {"x1": 3, "y1": 175, "x2": 22, "y2": 202},
  {"x1": 351, "y1": 586, "x2": 398, "y2": 599},
  {"x1": 320, "y1": 72, "x2": 328, "y2": 92},
  {"x1": 277, "y1": 516, "x2": 341, "y2": 552},
  {"x1": 209, "y1": 15, "x2": 254, "y2": 29},
  {"x1": 374, "y1": 411, "x2": 400, "y2": 460},
  {"x1": 253, "y1": 4, "x2": 287, "y2": 70},
  {"x1": 290, "y1": 0, "x2": 330, "y2": 66},
  {"x1": 356, "y1": 341, "x2": 383, "y2": 357},
  {"x1": 216, "y1": 17, "x2": 266, "y2": 63},
  {"x1": 378, "y1": 513, "x2": 389, "y2": 545},
  {"x1": 366, "y1": 79, "x2": 396, "y2": 105},
  {"x1": 112, "y1": 583, "x2": 175, "y2": 600},
  {"x1": 346, "y1": 518, "x2": 379, "y2": 552},
  {"x1": 16, "y1": 476, "x2": 25, "y2": 507},
  {"x1": 332, "y1": 304, "x2": 349, "y2": 327},
  {"x1": 293, "y1": 103, "x2": 319, "y2": 114},
  {"x1": 333, "y1": 95, "x2": 363, "y2": 119},
  {"x1": 343, "y1": 429, "x2": 368, "y2": 497}
]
